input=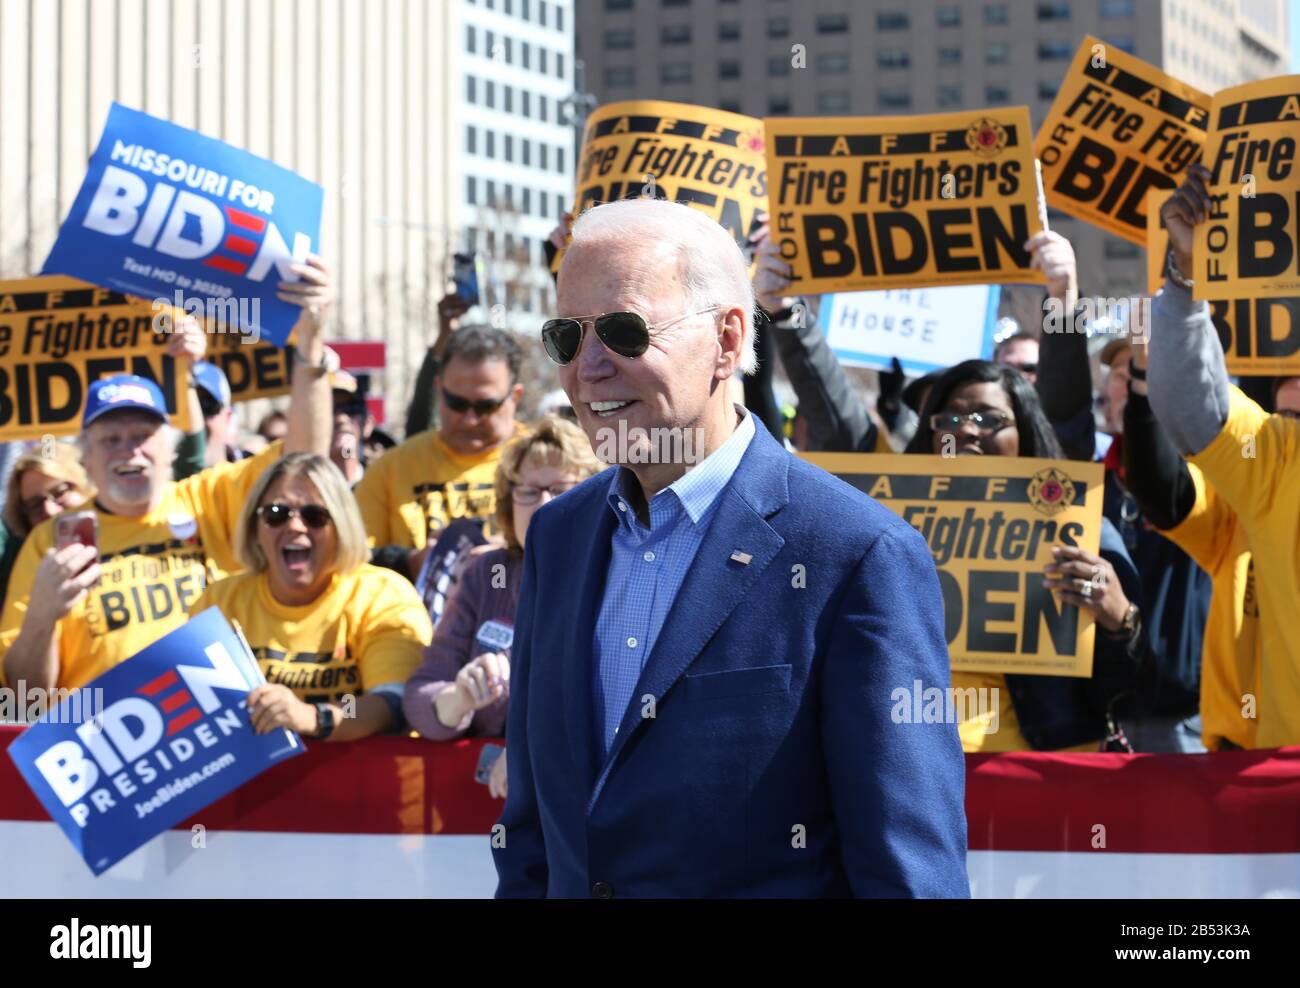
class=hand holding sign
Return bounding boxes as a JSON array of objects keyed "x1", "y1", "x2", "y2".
[
  {"x1": 1044, "y1": 545, "x2": 1131, "y2": 634},
  {"x1": 247, "y1": 682, "x2": 317, "y2": 736},
  {"x1": 277, "y1": 254, "x2": 334, "y2": 342},
  {"x1": 162, "y1": 313, "x2": 207, "y2": 364},
  {"x1": 1160, "y1": 162, "x2": 1214, "y2": 282},
  {"x1": 1026, "y1": 230, "x2": 1079, "y2": 312}
]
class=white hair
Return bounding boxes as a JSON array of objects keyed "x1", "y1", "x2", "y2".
[
  {"x1": 565, "y1": 198, "x2": 758, "y2": 374},
  {"x1": 78, "y1": 420, "x2": 182, "y2": 485}
]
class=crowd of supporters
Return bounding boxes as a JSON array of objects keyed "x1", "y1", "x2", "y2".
[{"x1": 0, "y1": 160, "x2": 1296, "y2": 798}]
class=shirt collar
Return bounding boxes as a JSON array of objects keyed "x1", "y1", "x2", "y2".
[{"x1": 604, "y1": 405, "x2": 756, "y2": 526}]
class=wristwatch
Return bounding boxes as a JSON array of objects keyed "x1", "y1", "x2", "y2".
[
  {"x1": 313, "y1": 702, "x2": 336, "y2": 740},
  {"x1": 294, "y1": 344, "x2": 341, "y2": 378},
  {"x1": 1104, "y1": 602, "x2": 1142, "y2": 647}
]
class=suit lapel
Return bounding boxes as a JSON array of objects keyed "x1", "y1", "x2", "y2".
[
  {"x1": 591, "y1": 422, "x2": 791, "y2": 805},
  {"x1": 559, "y1": 481, "x2": 616, "y2": 793}
]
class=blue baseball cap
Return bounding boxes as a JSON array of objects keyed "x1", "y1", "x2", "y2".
[
  {"x1": 192, "y1": 361, "x2": 232, "y2": 408},
  {"x1": 83, "y1": 375, "x2": 169, "y2": 428}
]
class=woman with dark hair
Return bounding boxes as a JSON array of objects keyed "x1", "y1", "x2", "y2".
[{"x1": 907, "y1": 360, "x2": 1148, "y2": 752}]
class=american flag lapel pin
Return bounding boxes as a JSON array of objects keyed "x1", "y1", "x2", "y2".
[{"x1": 729, "y1": 550, "x2": 752, "y2": 565}]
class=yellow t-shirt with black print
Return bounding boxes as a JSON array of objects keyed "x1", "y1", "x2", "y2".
[
  {"x1": 0, "y1": 442, "x2": 281, "y2": 691},
  {"x1": 1157, "y1": 462, "x2": 1259, "y2": 749},
  {"x1": 1190, "y1": 386, "x2": 1299, "y2": 748},
  {"x1": 354, "y1": 426, "x2": 525, "y2": 549},
  {"x1": 190, "y1": 564, "x2": 431, "y2": 704}
]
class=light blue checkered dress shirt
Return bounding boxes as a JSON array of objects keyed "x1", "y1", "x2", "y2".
[{"x1": 593, "y1": 408, "x2": 756, "y2": 756}]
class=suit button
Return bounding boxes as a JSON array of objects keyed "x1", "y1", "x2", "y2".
[{"x1": 591, "y1": 881, "x2": 614, "y2": 899}]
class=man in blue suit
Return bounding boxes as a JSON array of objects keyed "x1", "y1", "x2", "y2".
[{"x1": 493, "y1": 198, "x2": 968, "y2": 898}]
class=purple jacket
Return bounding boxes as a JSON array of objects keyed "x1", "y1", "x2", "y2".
[{"x1": 403, "y1": 547, "x2": 522, "y2": 740}]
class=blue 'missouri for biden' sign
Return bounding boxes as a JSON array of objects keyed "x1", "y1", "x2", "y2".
[
  {"x1": 42, "y1": 102, "x2": 323, "y2": 348},
  {"x1": 7, "y1": 608, "x2": 304, "y2": 875}
]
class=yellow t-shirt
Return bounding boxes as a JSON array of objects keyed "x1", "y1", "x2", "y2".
[
  {"x1": 190, "y1": 564, "x2": 431, "y2": 704},
  {"x1": 354, "y1": 427, "x2": 523, "y2": 549},
  {"x1": 1190, "y1": 386, "x2": 1300, "y2": 748},
  {"x1": 0, "y1": 442, "x2": 281, "y2": 691},
  {"x1": 1157, "y1": 462, "x2": 1259, "y2": 749}
]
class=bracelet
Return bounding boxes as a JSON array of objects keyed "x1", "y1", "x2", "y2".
[{"x1": 1165, "y1": 248, "x2": 1194, "y2": 289}]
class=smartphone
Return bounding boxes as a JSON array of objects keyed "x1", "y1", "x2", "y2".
[
  {"x1": 452, "y1": 252, "x2": 481, "y2": 307},
  {"x1": 474, "y1": 743, "x2": 505, "y2": 785},
  {"x1": 54, "y1": 510, "x2": 100, "y2": 586}
]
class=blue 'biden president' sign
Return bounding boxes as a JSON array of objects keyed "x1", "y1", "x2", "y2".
[
  {"x1": 43, "y1": 102, "x2": 323, "y2": 347},
  {"x1": 7, "y1": 608, "x2": 304, "y2": 875}
]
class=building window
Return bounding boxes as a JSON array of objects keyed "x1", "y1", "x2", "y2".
[
  {"x1": 1106, "y1": 35, "x2": 1136, "y2": 53},
  {"x1": 485, "y1": 80, "x2": 495, "y2": 108},
  {"x1": 539, "y1": 95, "x2": 548, "y2": 122},
  {"x1": 985, "y1": 4, "x2": 1008, "y2": 24},
  {"x1": 558, "y1": 147, "x2": 565, "y2": 173},
  {"x1": 522, "y1": 188, "x2": 531, "y2": 215},
  {"x1": 504, "y1": 0, "x2": 512, "y2": 14},
  {"x1": 662, "y1": 62, "x2": 692, "y2": 83},
  {"x1": 522, "y1": 139, "x2": 531, "y2": 165},
  {"x1": 540, "y1": 48, "x2": 549, "y2": 74},
  {"x1": 877, "y1": 49, "x2": 909, "y2": 69},
  {"x1": 467, "y1": 176, "x2": 477, "y2": 205},
  {"x1": 521, "y1": 0, "x2": 530, "y2": 20},
  {"x1": 719, "y1": 61, "x2": 741, "y2": 79},
  {"x1": 986, "y1": 84, "x2": 1010, "y2": 103},
  {"x1": 878, "y1": 89, "x2": 911, "y2": 109},
  {"x1": 604, "y1": 0, "x2": 633, "y2": 8},
  {"x1": 819, "y1": 52, "x2": 851, "y2": 74},
  {"x1": 769, "y1": 94, "x2": 791, "y2": 114},
  {"x1": 605, "y1": 28, "x2": 634, "y2": 49},
  {"x1": 522, "y1": 42, "x2": 531, "y2": 69},
  {"x1": 986, "y1": 42, "x2": 1010, "y2": 64},
  {"x1": 466, "y1": 25, "x2": 477, "y2": 53},
  {"x1": 538, "y1": 0, "x2": 546, "y2": 24},
  {"x1": 767, "y1": 16, "x2": 789, "y2": 38},
  {"x1": 1036, "y1": 1, "x2": 1070, "y2": 20},
  {"x1": 936, "y1": 6, "x2": 961, "y2": 27},
  {"x1": 1105, "y1": 240, "x2": 1139, "y2": 259},
  {"x1": 937, "y1": 86, "x2": 962, "y2": 107},
  {"x1": 485, "y1": 180, "x2": 496, "y2": 208},
  {"x1": 522, "y1": 91, "x2": 531, "y2": 117},
  {"x1": 768, "y1": 57, "x2": 791, "y2": 77},
  {"x1": 1038, "y1": 81, "x2": 1060, "y2": 99},
  {"x1": 466, "y1": 125, "x2": 477, "y2": 154},
  {"x1": 877, "y1": 11, "x2": 909, "y2": 30},
  {"x1": 505, "y1": 135, "x2": 514, "y2": 162},
  {"x1": 817, "y1": 90, "x2": 850, "y2": 112},
  {"x1": 466, "y1": 74, "x2": 477, "y2": 104},
  {"x1": 605, "y1": 66, "x2": 635, "y2": 86},
  {"x1": 540, "y1": 144, "x2": 549, "y2": 170},
  {"x1": 485, "y1": 130, "x2": 496, "y2": 159},
  {"x1": 557, "y1": 52, "x2": 565, "y2": 79},
  {"x1": 504, "y1": 86, "x2": 513, "y2": 113},
  {"x1": 1038, "y1": 41, "x2": 1073, "y2": 60},
  {"x1": 938, "y1": 47, "x2": 961, "y2": 66},
  {"x1": 1100, "y1": 0, "x2": 1134, "y2": 16},
  {"x1": 816, "y1": 13, "x2": 849, "y2": 33},
  {"x1": 662, "y1": 24, "x2": 691, "y2": 43},
  {"x1": 556, "y1": 5, "x2": 564, "y2": 30},
  {"x1": 662, "y1": 0, "x2": 689, "y2": 5},
  {"x1": 719, "y1": 22, "x2": 741, "y2": 41},
  {"x1": 504, "y1": 37, "x2": 513, "y2": 63},
  {"x1": 486, "y1": 29, "x2": 495, "y2": 56},
  {"x1": 719, "y1": 99, "x2": 741, "y2": 112}
]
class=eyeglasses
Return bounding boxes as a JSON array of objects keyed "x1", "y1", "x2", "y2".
[
  {"x1": 442, "y1": 387, "x2": 511, "y2": 416},
  {"x1": 511, "y1": 482, "x2": 578, "y2": 505},
  {"x1": 541, "y1": 306, "x2": 722, "y2": 366},
  {"x1": 257, "y1": 503, "x2": 332, "y2": 529},
  {"x1": 930, "y1": 411, "x2": 1014, "y2": 434},
  {"x1": 20, "y1": 483, "x2": 77, "y2": 516},
  {"x1": 1006, "y1": 362, "x2": 1038, "y2": 375}
]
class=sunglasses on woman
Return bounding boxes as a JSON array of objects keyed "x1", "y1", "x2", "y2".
[
  {"x1": 540, "y1": 306, "x2": 722, "y2": 366},
  {"x1": 257, "y1": 503, "x2": 332, "y2": 529}
]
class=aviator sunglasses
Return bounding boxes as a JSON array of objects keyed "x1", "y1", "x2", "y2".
[
  {"x1": 541, "y1": 306, "x2": 721, "y2": 365},
  {"x1": 257, "y1": 503, "x2": 332, "y2": 529}
]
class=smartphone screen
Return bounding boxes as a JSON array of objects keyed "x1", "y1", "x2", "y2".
[
  {"x1": 452, "y1": 252, "x2": 480, "y2": 307},
  {"x1": 54, "y1": 511, "x2": 100, "y2": 586}
]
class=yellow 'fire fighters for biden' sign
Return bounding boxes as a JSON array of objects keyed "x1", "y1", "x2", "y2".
[
  {"x1": 765, "y1": 108, "x2": 1045, "y2": 294},
  {"x1": 1036, "y1": 35, "x2": 1209, "y2": 245},
  {"x1": 804, "y1": 453, "x2": 1104, "y2": 677},
  {"x1": 1194, "y1": 75, "x2": 1300, "y2": 301},
  {"x1": 574, "y1": 99, "x2": 768, "y2": 252}
]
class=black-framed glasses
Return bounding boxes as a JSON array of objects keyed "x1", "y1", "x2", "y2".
[
  {"x1": 540, "y1": 306, "x2": 722, "y2": 366},
  {"x1": 257, "y1": 503, "x2": 332, "y2": 529},
  {"x1": 929, "y1": 411, "x2": 1014, "y2": 435},
  {"x1": 512, "y1": 482, "x2": 578, "y2": 505},
  {"x1": 442, "y1": 388, "x2": 511, "y2": 416}
]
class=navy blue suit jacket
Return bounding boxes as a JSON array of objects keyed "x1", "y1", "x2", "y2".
[{"x1": 493, "y1": 419, "x2": 968, "y2": 897}]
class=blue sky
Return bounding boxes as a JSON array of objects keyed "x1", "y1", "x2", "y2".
[{"x1": 1292, "y1": 0, "x2": 1300, "y2": 70}]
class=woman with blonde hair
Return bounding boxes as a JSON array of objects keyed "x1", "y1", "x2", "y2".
[
  {"x1": 191, "y1": 452, "x2": 432, "y2": 742},
  {"x1": 404, "y1": 417, "x2": 603, "y2": 793},
  {"x1": 0, "y1": 442, "x2": 94, "y2": 606}
]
